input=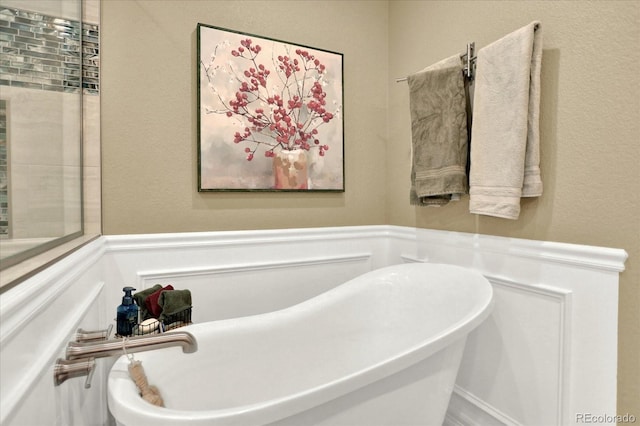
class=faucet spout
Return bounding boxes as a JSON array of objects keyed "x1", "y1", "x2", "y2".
[{"x1": 65, "y1": 331, "x2": 197, "y2": 361}]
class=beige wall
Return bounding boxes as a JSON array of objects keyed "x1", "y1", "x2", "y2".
[
  {"x1": 388, "y1": 0, "x2": 639, "y2": 418},
  {"x1": 102, "y1": 0, "x2": 639, "y2": 419},
  {"x1": 101, "y1": 0, "x2": 389, "y2": 234}
]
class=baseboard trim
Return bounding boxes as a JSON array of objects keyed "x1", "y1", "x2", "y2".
[{"x1": 445, "y1": 385, "x2": 522, "y2": 426}]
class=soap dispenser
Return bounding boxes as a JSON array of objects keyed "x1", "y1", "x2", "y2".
[{"x1": 116, "y1": 287, "x2": 139, "y2": 337}]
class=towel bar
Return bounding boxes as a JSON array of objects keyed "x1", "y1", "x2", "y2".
[{"x1": 396, "y1": 42, "x2": 477, "y2": 82}]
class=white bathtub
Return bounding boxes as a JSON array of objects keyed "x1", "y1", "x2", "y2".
[{"x1": 108, "y1": 263, "x2": 493, "y2": 426}]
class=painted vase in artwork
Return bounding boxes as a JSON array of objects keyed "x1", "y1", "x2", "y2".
[{"x1": 273, "y1": 149, "x2": 308, "y2": 189}]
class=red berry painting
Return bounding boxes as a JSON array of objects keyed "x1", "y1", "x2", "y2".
[{"x1": 197, "y1": 24, "x2": 344, "y2": 192}]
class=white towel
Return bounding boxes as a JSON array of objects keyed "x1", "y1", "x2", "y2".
[{"x1": 469, "y1": 21, "x2": 543, "y2": 219}]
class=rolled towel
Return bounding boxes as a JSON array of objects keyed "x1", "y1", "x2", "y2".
[
  {"x1": 144, "y1": 285, "x2": 174, "y2": 319},
  {"x1": 408, "y1": 55, "x2": 469, "y2": 206},
  {"x1": 469, "y1": 21, "x2": 543, "y2": 219},
  {"x1": 158, "y1": 289, "x2": 192, "y2": 324},
  {"x1": 133, "y1": 284, "x2": 162, "y2": 321}
]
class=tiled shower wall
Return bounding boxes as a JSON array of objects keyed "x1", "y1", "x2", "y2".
[
  {"x1": 0, "y1": 0, "x2": 100, "y2": 238},
  {"x1": 0, "y1": 7, "x2": 98, "y2": 94}
]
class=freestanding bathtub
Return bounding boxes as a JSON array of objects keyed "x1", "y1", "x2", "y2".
[{"x1": 108, "y1": 263, "x2": 493, "y2": 426}]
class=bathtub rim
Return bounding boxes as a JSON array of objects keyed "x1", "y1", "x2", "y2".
[{"x1": 108, "y1": 263, "x2": 494, "y2": 426}]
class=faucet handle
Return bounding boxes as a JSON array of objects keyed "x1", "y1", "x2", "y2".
[
  {"x1": 84, "y1": 359, "x2": 96, "y2": 389},
  {"x1": 54, "y1": 358, "x2": 96, "y2": 388},
  {"x1": 76, "y1": 324, "x2": 113, "y2": 342}
]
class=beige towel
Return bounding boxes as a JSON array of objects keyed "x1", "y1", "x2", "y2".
[
  {"x1": 408, "y1": 55, "x2": 469, "y2": 206},
  {"x1": 469, "y1": 21, "x2": 543, "y2": 219}
]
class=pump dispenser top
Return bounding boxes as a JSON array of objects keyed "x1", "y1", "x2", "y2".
[
  {"x1": 122, "y1": 286, "x2": 135, "y2": 305},
  {"x1": 116, "y1": 287, "x2": 139, "y2": 337}
]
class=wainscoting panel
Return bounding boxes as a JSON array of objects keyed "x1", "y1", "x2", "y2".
[
  {"x1": 451, "y1": 277, "x2": 572, "y2": 426},
  {"x1": 0, "y1": 238, "x2": 107, "y2": 426},
  {"x1": 393, "y1": 227, "x2": 627, "y2": 426},
  {"x1": 136, "y1": 253, "x2": 373, "y2": 322},
  {"x1": 0, "y1": 226, "x2": 627, "y2": 426}
]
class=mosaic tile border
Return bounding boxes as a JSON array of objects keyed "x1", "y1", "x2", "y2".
[
  {"x1": 0, "y1": 99, "x2": 7, "y2": 236},
  {"x1": 0, "y1": 6, "x2": 99, "y2": 95}
]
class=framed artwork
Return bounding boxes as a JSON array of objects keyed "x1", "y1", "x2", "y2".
[{"x1": 197, "y1": 24, "x2": 344, "y2": 192}]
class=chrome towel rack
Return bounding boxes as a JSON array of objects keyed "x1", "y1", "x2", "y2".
[{"x1": 396, "y1": 42, "x2": 477, "y2": 82}]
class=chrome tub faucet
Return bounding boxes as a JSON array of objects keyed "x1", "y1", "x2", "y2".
[{"x1": 54, "y1": 328, "x2": 197, "y2": 387}]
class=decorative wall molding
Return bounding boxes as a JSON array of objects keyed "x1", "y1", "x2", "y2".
[
  {"x1": 136, "y1": 253, "x2": 372, "y2": 287},
  {"x1": 104, "y1": 225, "x2": 392, "y2": 252},
  {"x1": 450, "y1": 275, "x2": 573, "y2": 426},
  {"x1": 0, "y1": 238, "x2": 104, "y2": 344},
  {"x1": 0, "y1": 237, "x2": 105, "y2": 424},
  {"x1": 401, "y1": 251, "x2": 575, "y2": 426},
  {"x1": 391, "y1": 226, "x2": 625, "y2": 426},
  {"x1": 445, "y1": 385, "x2": 522, "y2": 426},
  {"x1": 1, "y1": 280, "x2": 105, "y2": 425},
  {"x1": 0, "y1": 225, "x2": 628, "y2": 426},
  {"x1": 134, "y1": 252, "x2": 375, "y2": 322},
  {"x1": 486, "y1": 276, "x2": 573, "y2": 426},
  {"x1": 396, "y1": 228, "x2": 627, "y2": 273}
]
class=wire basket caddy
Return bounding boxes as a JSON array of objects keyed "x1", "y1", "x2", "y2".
[{"x1": 131, "y1": 307, "x2": 193, "y2": 336}]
